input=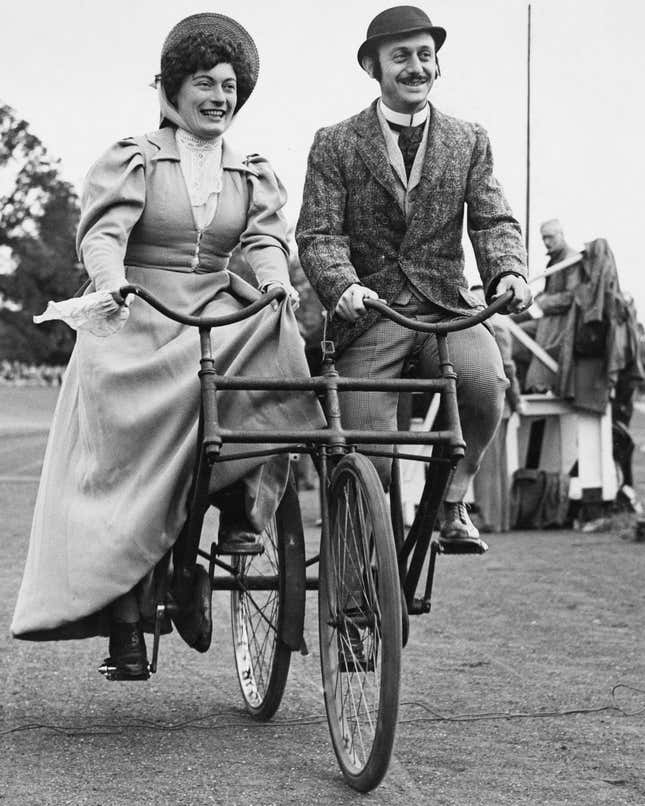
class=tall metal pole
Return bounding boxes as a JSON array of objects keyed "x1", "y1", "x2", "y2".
[{"x1": 525, "y1": 3, "x2": 532, "y2": 271}]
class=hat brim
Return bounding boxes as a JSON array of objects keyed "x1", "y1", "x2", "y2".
[{"x1": 357, "y1": 25, "x2": 446, "y2": 66}]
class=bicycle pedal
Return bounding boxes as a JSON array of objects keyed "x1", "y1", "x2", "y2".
[
  {"x1": 409, "y1": 597, "x2": 431, "y2": 615},
  {"x1": 435, "y1": 536, "x2": 489, "y2": 555},
  {"x1": 213, "y1": 543, "x2": 265, "y2": 556},
  {"x1": 98, "y1": 662, "x2": 150, "y2": 682}
]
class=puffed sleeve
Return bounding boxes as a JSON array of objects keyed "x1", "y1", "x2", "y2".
[
  {"x1": 76, "y1": 138, "x2": 146, "y2": 292},
  {"x1": 238, "y1": 156, "x2": 291, "y2": 290}
]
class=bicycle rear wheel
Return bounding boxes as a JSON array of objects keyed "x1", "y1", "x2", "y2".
[
  {"x1": 231, "y1": 479, "x2": 305, "y2": 720},
  {"x1": 319, "y1": 453, "x2": 402, "y2": 792}
]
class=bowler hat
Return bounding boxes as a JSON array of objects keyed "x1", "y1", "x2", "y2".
[
  {"x1": 161, "y1": 13, "x2": 259, "y2": 109},
  {"x1": 357, "y1": 6, "x2": 446, "y2": 66}
]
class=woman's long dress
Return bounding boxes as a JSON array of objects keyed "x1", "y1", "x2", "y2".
[{"x1": 11, "y1": 128, "x2": 324, "y2": 640}]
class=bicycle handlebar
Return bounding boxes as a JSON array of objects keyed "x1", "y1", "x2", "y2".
[
  {"x1": 363, "y1": 290, "x2": 513, "y2": 334},
  {"x1": 118, "y1": 283, "x2": 286, "y2": 327},
  {"x1": 118, "y1": 283, "x2": 512, "y2": 335}
]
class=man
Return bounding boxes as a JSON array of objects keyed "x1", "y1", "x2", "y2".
[
  {"x1": 296, "y1": 6, "x2": 531, "y2": 546},
  {"x1": 515, "y1": 219, "x2": 581, "y2": 392}
]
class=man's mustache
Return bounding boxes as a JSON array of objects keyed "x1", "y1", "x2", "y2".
[{"x1": 399, "y1": 73, "x2": 430, "y2": 83}]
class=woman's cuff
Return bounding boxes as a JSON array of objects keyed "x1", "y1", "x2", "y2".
[{"x1": 254, "y1": 256, "x2": 291, "y2": 291}]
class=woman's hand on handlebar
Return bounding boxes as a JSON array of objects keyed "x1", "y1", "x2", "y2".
[
  {"x1": 263, "y1": 281, "x2": 300, "y2": 311},
  {"x1": 493, "y1": 275, "x2": 532, "y2": 314},
  {"x1": 335, "y1": 283, "x2": 380, "y2": 322},
  {"x1": 109, "y1": 289, "x2": 128, "y2": 308}
]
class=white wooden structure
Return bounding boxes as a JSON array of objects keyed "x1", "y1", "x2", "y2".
[
  {"x1": 398, "y1": 393, "x2": 617, "y2": 527},
  {"x1": 506, "y1": 394, "x2": 617, "y2": 502}
]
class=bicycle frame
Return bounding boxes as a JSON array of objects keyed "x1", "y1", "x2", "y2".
[
  {"x1": 117, "y1": 280, "x2": 517, "y2": 791},
  {"x1": 119, "y1": 282, "x2": 513, "y2": 655}
]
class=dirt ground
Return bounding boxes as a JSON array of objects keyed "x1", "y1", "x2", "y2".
[{"x1": 0, "y1": 387, "x2": 643, "y2": 806}]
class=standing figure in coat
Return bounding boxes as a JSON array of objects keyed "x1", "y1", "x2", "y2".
[
  {"x1": 514, "y1": 218, "x2": 581, "y2": 392},
  {"x1": 11, "y1": 13, "x2": 323, "y2": 679},
  {"x1": 296, "y1": 5, "x2": 531, "y2": 547}
]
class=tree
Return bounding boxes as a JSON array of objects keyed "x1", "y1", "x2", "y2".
[{"x1": 0, "y1": 104, "x2": 84, "y2": 363}]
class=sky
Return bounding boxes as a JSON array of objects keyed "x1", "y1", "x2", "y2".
[{"x1": 1, "y1": 0, "x2": 644, "y2": 310}]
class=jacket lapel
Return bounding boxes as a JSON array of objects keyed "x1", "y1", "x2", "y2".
[
  {"x1": 352, "y1": 102, "x2": 402, "y2": 205},
  {"x1": 419, "y1": 105, "x2": 450, "y2": 190},
  {"x1": 406, "y1": 105, "x2": 451, "y2": 232},
  {"x1": 145, "y1": 127, "x2": 180, "y2": 162}
]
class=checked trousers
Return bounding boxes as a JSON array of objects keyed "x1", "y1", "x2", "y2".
[{"x1": 335, "y1": 308, "x2": 508, "y2": 502}]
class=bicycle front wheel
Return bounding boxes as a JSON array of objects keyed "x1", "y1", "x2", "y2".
[
  {"x1": 319, "y1": 453, "x2": 402, "y2": 792},
  {"x1": 231, "y1": 479, "x2": 305, "y2": 721}
]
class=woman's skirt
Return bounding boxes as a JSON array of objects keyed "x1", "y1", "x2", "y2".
[{"x1": 11, "y1": 267, "x2": 324, "y2": 639}]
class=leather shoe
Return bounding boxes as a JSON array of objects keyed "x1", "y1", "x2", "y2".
[
  {"x1": 100, "y1": 620, "x2": 149, "y2": 681},
  {"x1": 440, "y1": 501, "x2": 480, "y2": 540},
  {"x1": 439, "y1": 502, "x2": 488, "y2": 553},
  {"x1": 217, "y1": 511, "x2": 263, "y2": 554}
]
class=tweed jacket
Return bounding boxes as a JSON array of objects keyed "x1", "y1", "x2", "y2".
[{"x1": 296, "y1": 100, "x2": 527, "y2": 351}]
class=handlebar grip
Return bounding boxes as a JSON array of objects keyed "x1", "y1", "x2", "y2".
[
  {"x1": 118, "y1": 283, "x2": 286, "y2": 327},
  {"x1": 363, "y1": 290, "x2": 514, "y2": 334}
]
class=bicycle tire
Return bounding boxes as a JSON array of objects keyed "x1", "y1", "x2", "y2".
[
  {"x1": 319, "y1": 453, "x2": 402, "y2": 792},
  {"x1": 231, "y1": 480, "x2": 305, "y2": 720}
]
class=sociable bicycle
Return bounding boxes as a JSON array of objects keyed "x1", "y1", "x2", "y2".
[{"x1": 106, "y1": 282, "x2": 512, "y2": 792}]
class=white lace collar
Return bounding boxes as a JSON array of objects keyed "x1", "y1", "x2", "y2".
[
  {"x1": 176, "y1": 127, "x2": 222, "y2": 152},
  {"x1": 175, "y1": 129, "x2": 223, "y2": 208}
]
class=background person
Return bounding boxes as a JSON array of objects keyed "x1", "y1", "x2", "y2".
[{"x1": 513, "y1": 218, "x2": 581, "y2": 392}]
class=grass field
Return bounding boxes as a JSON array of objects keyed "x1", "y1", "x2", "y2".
[{"x1": 0, "y1": 385, "x2": 60, "y2": 432}]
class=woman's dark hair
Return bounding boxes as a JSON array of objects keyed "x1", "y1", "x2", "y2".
[{"x1": 161, "y1": 31, "x2": 254, "y2": 112}]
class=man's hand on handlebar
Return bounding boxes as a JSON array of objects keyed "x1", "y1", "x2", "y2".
[
  {"x1": 493, "y1": 275, "x2": 532, "y2": 314},
  {"x1": 335, "y1": 283, "x2": 380, "y2": 322}
]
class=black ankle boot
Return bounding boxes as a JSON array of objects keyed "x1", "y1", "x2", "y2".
[{"x1": 100, "y1": 620, "x2": 150, "y2": 681}]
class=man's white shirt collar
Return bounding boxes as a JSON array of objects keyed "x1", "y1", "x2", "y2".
[{"x1": 378, "y1": 99, "x2": 429, "y2": 127}]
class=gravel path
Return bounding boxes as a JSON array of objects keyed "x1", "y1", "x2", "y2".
[{"x1": 1, "y1": 388, "x2": 643, "y2": 805}]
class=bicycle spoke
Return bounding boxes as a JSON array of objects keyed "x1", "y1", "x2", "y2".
[{"x1": 231, "y1": 484, "x2": 303, "y2": 721}]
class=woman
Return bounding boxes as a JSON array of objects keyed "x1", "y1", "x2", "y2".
[{"x1": 11, "y1": 13, "x2": 324, "y2": 679}]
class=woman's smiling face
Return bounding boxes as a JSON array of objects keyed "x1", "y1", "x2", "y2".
[{"x1": 175, "y1": 62, "x2": 237, "y2": 138}]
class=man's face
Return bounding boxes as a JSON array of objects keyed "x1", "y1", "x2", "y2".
[
  {"x1": 541, "y1": 225, "x2": 566, "y2": 256},
  {"x1": 374, "y1": 31, "x2": 437, "y2": 113}
]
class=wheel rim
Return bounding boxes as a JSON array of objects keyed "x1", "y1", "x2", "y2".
[
  {"x1": 231, "y1": 516, "x2": 282, "y2": 710},
  {"x1": 322, "y1": 463, "x2": 392, "y2": 776}
]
